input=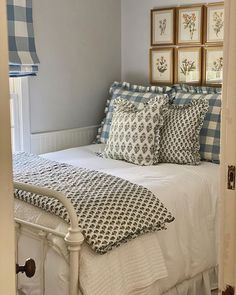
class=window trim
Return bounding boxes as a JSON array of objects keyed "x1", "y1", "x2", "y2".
[{"x1": 10, "y1": 77, "x2": 31, "y2": 152}]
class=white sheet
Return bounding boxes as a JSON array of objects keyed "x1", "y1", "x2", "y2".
[{"x1": 15, "y1": 144, "x2": 219, "y2": 295}]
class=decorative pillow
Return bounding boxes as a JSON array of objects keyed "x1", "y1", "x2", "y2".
[
  {"x1": 95, "y1": 81, "x2": 175, "y2": 144},
  {"x1": 103, "y1": 96, "x2": 168, "y2": 166},
  {"x1": 173, "y1": 84, "x2": 222, "y2": 163},
  {"x1": 159, "y1": 98, "x2": 209, "y2": 165}
]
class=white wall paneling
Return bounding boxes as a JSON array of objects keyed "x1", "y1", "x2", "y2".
[{"x1": 30, "y1": 125, "x2": 99, "y2": 155}]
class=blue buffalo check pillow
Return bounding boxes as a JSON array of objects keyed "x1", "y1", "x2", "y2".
[
  {"x1": 95, "y1": 81, "x2": 175, "y2": 144},
  {"x1": 173, "y1": 84, "x2": 222, "y2": 163}
]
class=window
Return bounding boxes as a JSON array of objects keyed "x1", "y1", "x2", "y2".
[{"x1": 9, "y1": 77, "x2": 30, "y2": 153}]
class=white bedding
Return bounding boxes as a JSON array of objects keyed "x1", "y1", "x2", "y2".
[{"x1": 15, "y1": 144, "x2": 219, "y2": 295}]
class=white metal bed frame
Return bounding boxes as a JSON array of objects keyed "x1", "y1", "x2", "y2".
[{"x1": 14, "y1": 181, "x2": 84, "y2": 295}]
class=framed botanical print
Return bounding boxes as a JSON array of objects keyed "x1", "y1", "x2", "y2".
[
  {"x1": 175, "y1": 47, "x2": 202, "y2": 84},
  {"x1": 205, "y1": 3, "x2": 224, "y2": 44},
  {"x1": 151, "y1": 8, "x2": 175, "y2": 46},
  {"x1": 177, "y1": 6, "x2": 203, "y2": 45},
  {"x1": 203, "y1": 46, "x2": 223, "y2": 86},
  {"x1": 150, "y1": 48, "x2": 174, "y2": 85}
]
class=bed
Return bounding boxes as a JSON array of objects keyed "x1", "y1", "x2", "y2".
[{"x1": 15, "y1": 143, "x2": 219, "y2": 295}]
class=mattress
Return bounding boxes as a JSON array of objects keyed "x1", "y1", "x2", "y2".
[{"x1": 15, "y1": 144, "x2": 219, "y2": 295}]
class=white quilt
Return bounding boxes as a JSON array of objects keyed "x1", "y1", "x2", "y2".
[{"x1": 15, "y1": 144, "x2": 219, "y2": 295}]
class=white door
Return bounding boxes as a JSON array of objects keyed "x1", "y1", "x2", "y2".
[
  {"x1": 220, "y1": 0, "x2": 236, "y2": 292},
  {"x1": 0, "y1": 0, "x2": 16, "y2": 294}
]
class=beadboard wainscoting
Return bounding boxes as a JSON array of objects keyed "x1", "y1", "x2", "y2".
[{"x1": 30, "y1": 125, "x2": 99, "y2": 155}]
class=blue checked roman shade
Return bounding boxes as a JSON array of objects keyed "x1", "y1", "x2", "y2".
[{"x1": 7, "y1": 0, "x2": 39, "y2": 77}]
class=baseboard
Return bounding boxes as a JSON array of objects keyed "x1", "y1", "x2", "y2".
[{"x1": 30, "y1": 125, "x2": 99, "y2": 155}]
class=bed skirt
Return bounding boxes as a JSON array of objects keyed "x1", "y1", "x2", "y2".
[
  {"x1": 77, "y1": 266, "x2": 218, "y2": 295},
  {"x1": 135, "y1": 266, "x2": 218, "y2": 295}
]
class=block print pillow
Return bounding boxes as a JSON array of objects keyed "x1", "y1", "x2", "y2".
[
  {"x1": 159, "y1": 98, "x2": 209, "y2": 165},
  {"x1": 95, "y1": 81, "x2": 175, "y2": 143},
  {"x1": 173, "y1": 84, "x2": 221, "y2": 163},
  {"x1": 103, "y1": 96, "x2": 168, "y2": 166}
]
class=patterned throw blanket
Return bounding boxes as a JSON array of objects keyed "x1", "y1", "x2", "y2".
[{"x1": 13, "y1": 153, "x2": 174, "y2": 254}]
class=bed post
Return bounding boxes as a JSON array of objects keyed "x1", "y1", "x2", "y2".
[
  {"x1": 65, "y1": 227, "x2": 84, "y2": 295},
  {"x1": 13, "y1": 182, "x2": 84, "y2": 295}
]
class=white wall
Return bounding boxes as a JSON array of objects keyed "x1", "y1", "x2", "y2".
[
  {"x1": 30, "y1": 0, "x2": 121, "y2": 133},
  {"x1": 121, "y1": 0, "x2": 223, "y2": 85}
]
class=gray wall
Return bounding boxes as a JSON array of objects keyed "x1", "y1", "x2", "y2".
[
  {"x1": 121, "y1": 0, "x2": 223, "y2": 85},
  {"x1": 30, "y1": 0, "x2": 121, "y2": 133}
]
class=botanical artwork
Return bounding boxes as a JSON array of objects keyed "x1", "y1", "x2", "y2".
[
  {"x1": 150, "y1": 48, "x2": 173, "y2": 84},
  {"x1": 212, "y1": 11, "x2": 224, "y2": 37},
  {"x1": 205, "y1": 48, "x2": 223, "y2": 84},
  {"x1": 159, "y1": 19, "x2": 167, "y2": 35},
  {"x1": 149, "y1": 4, "x2": 224, "y2": 86},
  {"x1": 177, "y1": 48, "x2": 201, "y2": 83},
  {"x1": 206, "y1": 5, "x2": 224, "y2": 43},
  {"x1": 178, "y1": 7, "x2": 202, "y2": 44},
  {"x1": 151, "y1": 9, "x2": 175, "y2": 45},
  {"x1": 212, "y1": 56, "x2": 223, "y2": 72},
  {"x1": 182, "y1": 13, "x2": 197, "y2": 40},
  {"x1": 180, "y1": 58, "x2": 196, "y2": 77},
  {"x1": 156, "y1": 56, "x2": 168, "y2": 74}
]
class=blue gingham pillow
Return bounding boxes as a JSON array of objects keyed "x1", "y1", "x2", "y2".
[
  {"x1": 173, "y1": 84, "x2": 222, "y2": 163},
  {"x1": 95, "y1": 81, "x2": 175, "y2": 143}
]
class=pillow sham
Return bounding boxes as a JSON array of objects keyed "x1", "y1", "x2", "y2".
[
  {"x1": 173, "y1": 84, "x2": 222, "y2": 163},
  {"x1": 159, "y1": 98, "x2": 209, "y2": 165},
  {"x1": 103, "y1": 96, "x2": 168, "y2": 166},
  {"x1": 95, "y1": 81, "x2": 175, "y2": 144}
]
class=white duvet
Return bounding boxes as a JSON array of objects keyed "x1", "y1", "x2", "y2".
[{"x1": 15, "y1": 144, "x2": 219, "y2": 295}]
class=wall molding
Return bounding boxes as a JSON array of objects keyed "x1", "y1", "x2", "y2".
[{"x1": 30, "y1": 125, "x2": 99, "y2": 155}]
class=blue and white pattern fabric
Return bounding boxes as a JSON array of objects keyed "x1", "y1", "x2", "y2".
[
  {"x1": 173, "y1": 84, "x2": 222, "y2": 163},
  {"x1": 103, "y1": 96, "x2": 169, "y2": 166},
  {"x1": 7, "y1": 0, "x2": 39, "y2": 77},
  {"x1": 13, "y1": 152, "x2": 174, "y2": 254},
  {"x1": 96, "y1": 81, "x2": 175, "y2": 143},
  {"x1": 159, "y1": 98, "x2": 209, "y2": 165}
]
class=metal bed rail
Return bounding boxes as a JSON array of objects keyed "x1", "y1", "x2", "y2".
[{"x1": 14, "y1": 181, "x2": 84, "y2": 295}]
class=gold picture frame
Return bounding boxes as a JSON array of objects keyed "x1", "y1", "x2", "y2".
[
  {"x1": 204, "y1": 2, "x2": 224, "y2": 44},
  {"x1": 177, "y1": 5, "x2": 203, "y2": 45},
  {"x1": 203, "y1": 46, "x2": 223, "y2": 86},
  {"x1": 150, "y1": 47, "x2": 174, "y2": 85},
  {"x1": 151, "y1": 8, "x2": 176, "y2": 46},
  {"x1": 175, "y1": 47, "x2": 202, "y2": 85}
]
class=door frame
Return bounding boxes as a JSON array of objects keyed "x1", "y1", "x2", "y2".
[
  {"x1": 220, "y1": 0, "x2": 236, "y2": 293},
  {"x1": 0, "y1": 0, "x2": 16, "y2": 294}
]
